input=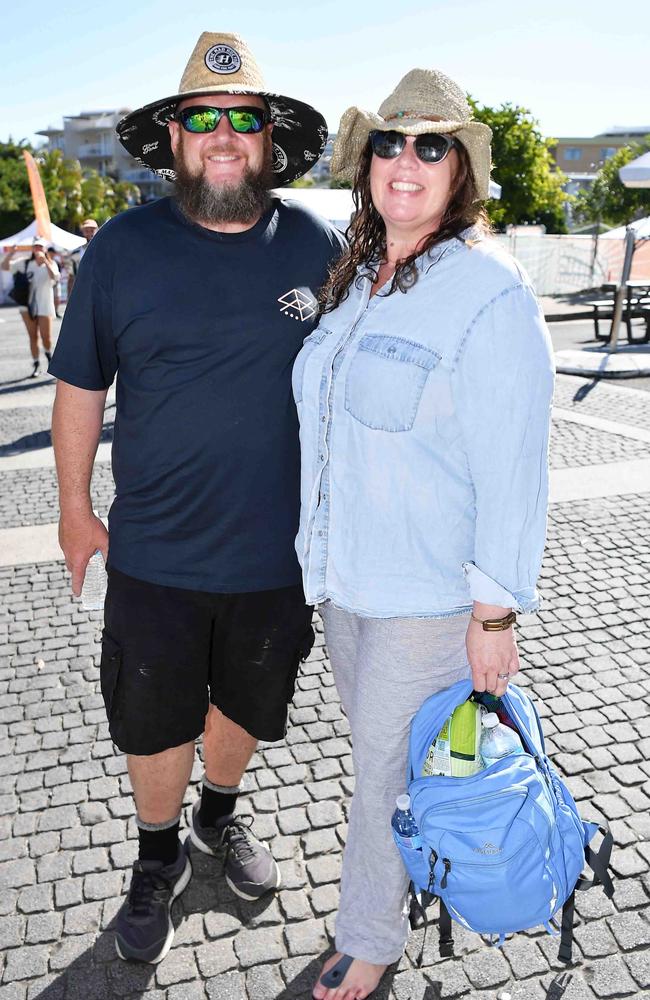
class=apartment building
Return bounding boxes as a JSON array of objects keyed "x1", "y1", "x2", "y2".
[
  {"x1": 550, "y1": 125, "x2": 650, "y2": 199},
  {"x1": 36, "y1": 110, "x2": 165, "y2": 201}
]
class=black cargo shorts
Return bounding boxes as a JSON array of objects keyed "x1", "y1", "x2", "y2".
[{"x1": 100, "y1": 568, "x2": 314, "y2": 756}]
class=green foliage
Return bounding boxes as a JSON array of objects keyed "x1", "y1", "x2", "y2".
[
  {"x1": 575, "y1": 140, "x2": 650, "y2": 227},
  {"x1": 329, "y1": 177, "x2": 352, "y2": 190},
  {"x1": 0, "y1": 140, "x2": 35, "y2": 234},
  {"x1": 288, "y1": 176, "x2": 315, "y2": 188},
  {"x1": 0, "y1": 141, "x2": 141, "y2": 235},
  {"x1": 468, "y1": 99, "x2": 568, "y2": 233}
]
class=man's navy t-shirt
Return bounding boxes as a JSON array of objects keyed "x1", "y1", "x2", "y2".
[{"x1": 50, "y1": 196, "x2": 345, "y2": 592}]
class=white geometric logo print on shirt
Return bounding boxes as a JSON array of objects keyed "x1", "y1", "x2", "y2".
[{"x1": 278, "y1": 288, "x2": 317, "y2": 322}]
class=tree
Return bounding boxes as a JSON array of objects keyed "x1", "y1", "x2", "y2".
[
  {"x1": 0, "y1": 141, "x2": 140, "y2": 235},
  {"x1": 575, "y1": 140, "x2": 650, "y2": 228},
  {"x1": 468, "y1": 99, "x2": 568, "y2": 233},
  {"x1": 0, "y1": 140, "x2": 36, "y2": 234}
]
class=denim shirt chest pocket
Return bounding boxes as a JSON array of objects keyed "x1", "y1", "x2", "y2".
[{"x1": 345, "y1": 334, "x2": 441, "y2": 432}]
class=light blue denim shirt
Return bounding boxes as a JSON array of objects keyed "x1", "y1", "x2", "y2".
[{"x1": 293, "y1": 232, "x2": 555, "y2": 618}]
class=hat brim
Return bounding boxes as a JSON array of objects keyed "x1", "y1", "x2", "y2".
[
  {"x1": 117, "y1": 88, "x2": 329, "y2": 186},
  {"x1": 330, "y1": 107, "x2": 493, "y2": 200}
]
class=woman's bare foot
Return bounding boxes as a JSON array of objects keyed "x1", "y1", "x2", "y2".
[{"x1": 312, "y1": 952, "x2": 388, "y2": 1000}]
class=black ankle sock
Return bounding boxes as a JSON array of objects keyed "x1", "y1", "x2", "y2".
[
  {"x1": 199, "y1": 785, "x2": 239, "y2": 828},
  {"x1": 45, "y1": 351, "x2": 52, "y2": 362},
  {"x1": 137, "y1": 821, "x2": 180, "y2": 866}
]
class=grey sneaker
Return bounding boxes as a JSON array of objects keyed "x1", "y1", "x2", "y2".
[
  {"x1": 189, "y1": 801, "x2": 281, "y2": 901},
  {"x1": 115, "y1": 848, "x2": 192, "y2": 963}
]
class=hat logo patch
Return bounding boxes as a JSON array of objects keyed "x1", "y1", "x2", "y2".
[
  {"x1": 142, "y1": 141, "x2": 159, "y2": 155},
  {"x1": 205, "y1": 44, "x2": 241, "y2": 75},
  {"x1": 272, "y1": 143, "x2": 288, "y2": 174}
]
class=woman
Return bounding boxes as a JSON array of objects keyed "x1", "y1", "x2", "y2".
[
  {"x1": 1, "y1": 238, "x2": 59, "y2": 378},
  {"x1": 293, "y1": 69, "x2": 554, "y2": 1000}
]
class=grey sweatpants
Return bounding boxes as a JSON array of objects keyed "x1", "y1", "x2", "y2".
[{"x1": 321, "y1": 602, "x2": 471, "y2": 965}]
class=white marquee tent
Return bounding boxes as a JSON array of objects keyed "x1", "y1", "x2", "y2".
[
  {"x1": 619, "y1": 151, "x2": 650, "y2": 189},
  {"x1": 0, "y1": 219, "x2": 86, "y2": 253}
]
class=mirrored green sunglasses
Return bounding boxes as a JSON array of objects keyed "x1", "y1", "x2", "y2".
[{"x1": 175, "y1": 105, "x2": 271, "y2": 135}]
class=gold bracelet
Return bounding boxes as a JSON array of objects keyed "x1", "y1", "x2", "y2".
[{"x1": 470, "y1": 611, "x2": 517, "y2": 632}]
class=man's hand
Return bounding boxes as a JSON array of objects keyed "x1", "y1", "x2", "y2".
[
  {"x1": 466, "y1": 602, "x2": 520, "y2": 697},
  {"x1": 59, "y1": 512, "x2": 109, "y2": 597}
]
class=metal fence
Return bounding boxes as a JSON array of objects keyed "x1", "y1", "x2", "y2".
[{"x1": 495, "y1": 233, "x2": 650, "y2": 295}]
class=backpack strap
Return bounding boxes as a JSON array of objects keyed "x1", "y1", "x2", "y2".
[
  {"x1": 557, "y1": 889, "x2": 575, "y2": 964},
  {"x1": 576, "y1": 824, "x2": 615, "y2": 898},
  {"x1": 407, "y1": 886, "x2": 429, "y2": 968},
  {"x1": 438, "y1": 899, "x2": 454, "y2": 957}
]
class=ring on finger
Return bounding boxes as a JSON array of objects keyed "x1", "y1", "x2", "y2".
[{"x1": 497, "y1": 672, "x2": 510, "y2": 680}]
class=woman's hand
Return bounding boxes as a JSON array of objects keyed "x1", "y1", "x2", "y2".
[{"x1": 466, "y1": 602, "x2": 520, "y2": 697}]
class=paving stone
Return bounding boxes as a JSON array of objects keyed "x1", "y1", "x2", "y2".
[
  {"x1": 203, "y1": 908, "x2": 242, "y2": 939},
  {"x1": 574, "y1": 919, "x2": 619, "y2": 958},
  {"x1": 0, "y1": 858, "x2": 35, "y2": 889},
  {"x1": 63, "y1": 900, "x2": 103, "y2": 935},
  {"x1": 462, "y1": 948, "x2": 510, "y2": 988},
  {"x1": 306, "y1": 855, "x2": 342, "y2": 886},
  {"x1": 234, "y1": 925, "x2": 285, "y2": 967},
  {"x1": 587, "y1": 954, "x2": 638, "y2": 996},
  {"x1": 280, "y1": 889, "x2": 313, "y2": 922},
  {"x1": 0, "y1": 915, "x2": 25, "y2": 950},
  {"x1": 24, "y1": 910, "x2": 63, "y2": 943},
  {"x1": 155, "y1": 946, "x2": 199, "y2": 986},
  {"x1": 166, "y1": 983, "x2": 207, "y2": 1000},
  {"x1": 607, "y1": 910, "x2": 650, "y2": 949},
  {"x1": 624, "y1": 949, "x2": 650, "y2": 989},
  {"x1": 284, "y1": 917, "x2": 328, "y2": 957},
  {"x1": 245, "y1": 963, "x2": 285, "y2": 1000},
  {"x1": 204, "y1": 971, "x2": 247, "y2": 1000},
  {"x1": 15, "y1": 884, "x2": 52, "y2": 914},
  {"x1": 3, "y1": 944, "x2": 49, "y2": 982},
  {"x1": 310, "y1": 883, "x2": 340, "y2": 917}
]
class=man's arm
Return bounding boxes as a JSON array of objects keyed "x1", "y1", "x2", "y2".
[{"x1": 51, "y1": 380, "x2": 109, "y2": 596}]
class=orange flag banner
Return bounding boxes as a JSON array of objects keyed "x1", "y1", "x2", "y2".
[{"x1": 23, "y1": 151, "x2": 52, "y2": 242}]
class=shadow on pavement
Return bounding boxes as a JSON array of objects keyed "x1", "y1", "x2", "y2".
[
  {"x1": 0, "y1": 375, "x2": 57, "y2": 393},
  {"x1": 0, "y1": 420, "x2": 114, "y2": 457},
  {"x1": 32, "y1": 844, "x2": 286, "y2": 999}
]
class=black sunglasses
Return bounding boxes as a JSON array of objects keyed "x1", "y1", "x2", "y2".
[
  {"x1": 370, "y1": 129, "x2": 457, "y2": 164},
  {"x1": 175, "y1": 105, "x2": 271, "y2": 135}
]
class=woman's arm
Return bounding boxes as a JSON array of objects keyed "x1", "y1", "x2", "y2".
[{"x1": 452, "y1": 280, "x2": 555, "y2": 693}]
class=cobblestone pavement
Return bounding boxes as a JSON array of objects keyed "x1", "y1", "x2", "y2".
[{"x1": 0, "y1": 307, "x2": 649, "y2": 999}]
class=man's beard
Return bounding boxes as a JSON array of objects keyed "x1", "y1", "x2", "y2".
[{"x1": 173, "y1": 136, "x2": 274, "y2": 226}]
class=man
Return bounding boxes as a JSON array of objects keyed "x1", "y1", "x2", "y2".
[
  {"x1": 50, "y1": 32, "x2": 344, "y2": 964},
  {"x1": 66, "y1": 219, "x2": 98, "y2": 297}
]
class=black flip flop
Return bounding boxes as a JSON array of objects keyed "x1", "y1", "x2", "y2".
[{"x1": 313, "y1": 953, "x2": 354, "y2": 995}]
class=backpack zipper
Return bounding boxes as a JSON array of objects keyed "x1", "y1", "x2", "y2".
[
  {"x1": 428, "y1": 849, "x2": 438, "y2": 891},
  {"x1": 441, "y1": 858, "x2": 452, "y2": 889}
]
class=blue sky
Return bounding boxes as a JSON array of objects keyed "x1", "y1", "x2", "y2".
[{"x1": 2, "y1": 0, "x2": 649, "y2": 145}]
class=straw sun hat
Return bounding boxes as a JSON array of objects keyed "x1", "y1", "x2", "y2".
[
  {"x1": 117, "y1": 32, "x2": 329, "y2": 186},
  {"x1": 331, "y1": 68, "x2": 493, "y2": 200}
]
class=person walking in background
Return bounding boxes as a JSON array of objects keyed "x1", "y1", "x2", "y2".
[
  {"x1": 293, "y1": 68, "x2": 554, "y2": 999},
  {"x1": 50, "y1": 31, "x2": 343, "y2": 966},
  {"x1": 1, "y1": 237, "x2": 59, "y2": 378},
  {"x1": 66, "y1": 218, "x2": 99, "y2": 297}
]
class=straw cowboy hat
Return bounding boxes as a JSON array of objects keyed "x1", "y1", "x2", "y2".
[
  {"x1": 116, "y1": 32, "x2": 329, "y2": 186},
  {"x1": 331, "y1": 68, "x2": 493, "y2": 200}
]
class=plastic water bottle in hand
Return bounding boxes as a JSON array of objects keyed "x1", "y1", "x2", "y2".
[
  {"x1": 480, "y1": 712, "x2": 524, "y2": 768},
  {"x1": 81, "y1": 550, "x2": 107, "y2": 611},
  {"x1": 391, "y1": 794, "x2": 422, "y2": 850}
]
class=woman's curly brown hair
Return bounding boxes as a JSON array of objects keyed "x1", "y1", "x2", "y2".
[{"x1": 320, "y1": 136, "x2": 491, "y2": 312}]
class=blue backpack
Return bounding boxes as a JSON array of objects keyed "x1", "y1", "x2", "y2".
[{"x1": 394, "y1": 679, "x2": 614, "y2": 963}]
